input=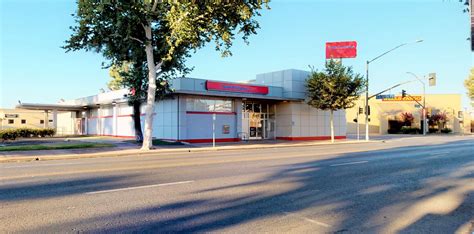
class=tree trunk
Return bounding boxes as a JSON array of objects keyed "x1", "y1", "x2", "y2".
[
  {"x1": 330, "y1": 110, "x2": 335, "y2": 143},
  {"x1": 141, "y1": 24, "x2": 157, "y2": 150},
  {"x1": 132, "y1": 101, "x2": 143, "y2": 143}
]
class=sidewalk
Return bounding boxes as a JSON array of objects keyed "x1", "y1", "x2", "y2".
[{"x1": 0, "y1": 138, "x2": 377, "y2": 163}]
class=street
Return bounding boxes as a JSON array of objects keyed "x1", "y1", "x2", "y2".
[{"x1": 1, "y1": 136, "x2": 473, "y2": 233}]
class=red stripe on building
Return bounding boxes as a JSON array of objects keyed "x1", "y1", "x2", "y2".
[{"x1": 88, "y1": 113, "x2": 154, "y2": 119}]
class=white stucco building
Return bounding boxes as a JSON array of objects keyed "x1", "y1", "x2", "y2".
[{"x1": 18, "y1": 69, "x2": 347, "y2": 142}]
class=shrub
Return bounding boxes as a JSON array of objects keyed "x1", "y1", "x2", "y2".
[
  {"x1": 0, "y1": 128, "x2": 56, "y2": 141},
  {"x1": 401, "y1": 126, "x2": 421, "y2": 134},
  {"x1": 440, "y1": 128, "x2": 452, "y2": 133},
  {"x1": 428, "y1": 128, "x2": 438, "y2": 133},
  {"x1": 400, "y1": 112, "x2": 414, "y2": 126},
  {"x1": 388, "y1": 120, "x2": 403, "y2": 134},
  {"x1": 387, "y1": 128, "x2": 400, "y2": 134}
]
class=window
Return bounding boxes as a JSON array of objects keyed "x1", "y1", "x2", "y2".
[
  {"x1": 186, "y1": 97, "x2": 233, "y2": 112},
  {"x1": 8, "y1": 119, "x2": 14, "y2": 124},
  {"x1": 40, "y1": 120, "x2": 44, "y2": 124},
  {"x1": 21, "y1": 119, "x2": 26, "y2": 124},
  {"x1": 49, "y1": 120, "x2": 53, "y2": 123}
]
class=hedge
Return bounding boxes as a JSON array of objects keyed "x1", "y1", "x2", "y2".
[
  {"x1": 0, "y1": 128, "x2": 56, "y2": 141},
  {"x1": 440, "y1": 128, "x2": 452, "y2": 133},
  {"x1": 400, "y1": 126, "x2": 421, "y2": 134}
]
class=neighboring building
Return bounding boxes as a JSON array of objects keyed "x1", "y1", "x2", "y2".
[
  {"x1": 0, "y1": 109, "x2": 53, "y2": 130},
  {"x1": 17, "y1": 69, "x2": 347, "y2": 142},
  {"x1": 346, "y1": 94, "x2": 470, "y2": 134}
]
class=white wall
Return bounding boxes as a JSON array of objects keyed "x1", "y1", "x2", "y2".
[
  {"x1": 276, "y1": 101, "x2": 346, "y2": 138},
  {"x1": 152, "y1": 98, "x2": 179, "y2": 140},
  {"x1": 56, "y1": 111, "x2": 76, "y2": 136}
]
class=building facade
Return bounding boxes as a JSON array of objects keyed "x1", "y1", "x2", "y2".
[
  {"x1": 0, "y1": 109, "x2": 54, "y2": 130},
  {"x1": 17, "y1": 69, "x2": 347, "y2": 142},
  {"x1": 346, "y1": 94, "x2": 470, "y2": 135}
]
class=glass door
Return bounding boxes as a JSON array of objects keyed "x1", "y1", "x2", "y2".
[
  {"x1": 249, "y1": 112, "x2": 264, "y2": 139},
  {"x1": 243, "y1": 102, "x2": 274, "y2": 140}
]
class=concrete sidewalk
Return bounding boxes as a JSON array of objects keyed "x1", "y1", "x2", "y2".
[{"x1": 0, "y1": 139, "x2": 377, "y2": 163}]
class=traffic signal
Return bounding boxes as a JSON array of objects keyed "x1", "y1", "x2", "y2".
[
  {"x1": 428, "y1": 73, "x2": 436, "y2": 87},
  {"x1": 365, "y1": 106, "x2": 371, "y2": 115},
  {"x1": 402, "y1": 90, "x2": 407, "y2": 98},
  {"x1": 358, "y1": 107, "x2": 363, "y2": 115}
]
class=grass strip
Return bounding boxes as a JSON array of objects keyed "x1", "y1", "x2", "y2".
[
  {"x1": 0, "y1": 143, "x2": 115, "y2": 152},
  {"x1": 124, "y1": 139, "x2": 184, "y2": 146}
]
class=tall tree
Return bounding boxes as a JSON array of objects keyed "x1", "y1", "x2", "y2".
[
  {"x1": 465, "y1": 68, "x2": 474, "y2": 101},
  {"x1": 64, "y1": 0, "x2": 268, "y2": 150},
  {"x1": 306, "y1": 60, "x2": 365, "y2": 143},
  {"x1": 107, "y1": 62, "x2": 130, "y2": 91},
  {"x1": 107, "y1": 60, "x2": 172, "y2": 143}
]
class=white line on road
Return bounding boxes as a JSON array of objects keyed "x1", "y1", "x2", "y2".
[
  {"x1": 85, "y1": 180, "x2": 194, "y2": 195},
  {"x1": 429, "y1": 152, "x2": 450, "y2": 156},
  {"x1": 2, "y1": 162, "x2": 83, "y2": 169},
  {"x1": 282, "y1": 211, "x2": 331, "y2": 228},
  {"x1": 330, "y1": 160, "x2": 369, "y2": 167}
]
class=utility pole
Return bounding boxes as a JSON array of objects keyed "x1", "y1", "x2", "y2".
[{"x1": 364, "y1": 40, "x2": 423, "y2": 141}]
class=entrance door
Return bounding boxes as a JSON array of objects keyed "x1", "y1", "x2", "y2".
[
  {"x1": 249, "y1": 112, "x2": 265, "y2": 139},
  {"x1": 242, "y1": 102, "x2": 274, "y2": 140}
]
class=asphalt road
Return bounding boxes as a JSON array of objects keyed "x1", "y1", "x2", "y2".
[{"x1": 1, "y1": 135, "x2": 473, "y2": 233}]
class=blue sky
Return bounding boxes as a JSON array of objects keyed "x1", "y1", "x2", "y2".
[{"x1": 0, "y1": 0, "x2": 472, "y2": 108}]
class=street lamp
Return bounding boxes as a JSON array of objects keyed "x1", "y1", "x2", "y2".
[
  {"x1": 364, "y1": 39, "x2": 423, "y2": 141},
  {"x1": 406, "y1": 72, "x2": 427, "y2": 135}
]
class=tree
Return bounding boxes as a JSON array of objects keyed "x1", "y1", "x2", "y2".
[
  {"x1": 107, "y1": 60, "x2": 172, "y2": 143},
  {"x1": 64, "y1": 0, "x2": 269, "y2": 150},
  {"x1": 306, "y1": 60, "x2": 365, "y2": 143},
  {"x1": 400, "y1": 112, "x2": 414, "y2": 127},
  {"x1": 107, "y1": 62, "x2": 130, "y2": 91},
  {"x1": 464, "y1": 68, "x2": 474, "y2": 101}
]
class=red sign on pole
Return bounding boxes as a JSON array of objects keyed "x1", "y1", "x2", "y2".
[
  {"x1": 326, "y1": 41, "x2": 357, "y2": 59},
  {"x1": 206, "y1": 81, "x2": 269, "y2": 95}
]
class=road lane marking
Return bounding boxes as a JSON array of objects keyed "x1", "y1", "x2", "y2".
[
  {"x1": 2, "y1": 162, "x2": 82, "y2": 169},
  {"x1": 85, "y1": 180, "x2": 194, "y2": 195},
  {"x1": 330, "y1": 160, "x2": 368, "y2": 167},
  {"x1": 429, "y1": 152, "x2": 450, "y2": 156},
  {"x1": 282, "y1": 211, "x2": 331, "y2": 227}
]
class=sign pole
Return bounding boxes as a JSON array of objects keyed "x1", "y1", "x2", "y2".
[{"x1": 212, "y1": 113, "x2": 216, "y2": 148}]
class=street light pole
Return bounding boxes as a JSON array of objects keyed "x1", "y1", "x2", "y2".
[
  {"x1": 364, "y1": 40, "x2": 423, "y2": 141},
  {"x1": 365, "y1": 61, "x2": 370, "y2": 141},
  {"x1": 407, "y1": 72, "x2": 426, "y2": 135}
]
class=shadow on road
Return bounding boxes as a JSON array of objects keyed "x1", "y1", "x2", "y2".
[
  {"x1": 0, "y1": 175, "x2": 141, "y2": 201},
  {"x1": 3, "y1": 140, "x2": 473, "y2": 233}
]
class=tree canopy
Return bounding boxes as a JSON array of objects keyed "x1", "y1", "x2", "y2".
[
  {"x1": 465, "y1": 67, "x2": 474, "y2": 100},
  {"x1": 306, "y1": 60, "x2": 365, "y2": 111},
  {"x1": 64, "y1": 0, "x2": 269, "y2": 149}
]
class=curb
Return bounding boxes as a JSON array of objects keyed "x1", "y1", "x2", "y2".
[{"x1": 0, "y1": 140, "x2": 380, "y2": 163}]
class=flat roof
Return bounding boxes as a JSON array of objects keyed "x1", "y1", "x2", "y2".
[{"x1": 16, "y1": 103, "x2": 86, "y2": 111}]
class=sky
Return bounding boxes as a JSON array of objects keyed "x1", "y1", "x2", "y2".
[{"x1": 0, "y1": 0, "x2": 472, "y2": 109}]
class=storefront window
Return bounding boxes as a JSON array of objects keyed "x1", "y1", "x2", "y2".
[
  {"x1": 186, "y1": 97, "x2": 233, "y2": 112},
  {"x1": 245, "y1": 103, "x2": 252, "y2": 111},
  {"x1": 253, "y1": 104, "x2": 261, "y2": 113}
]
